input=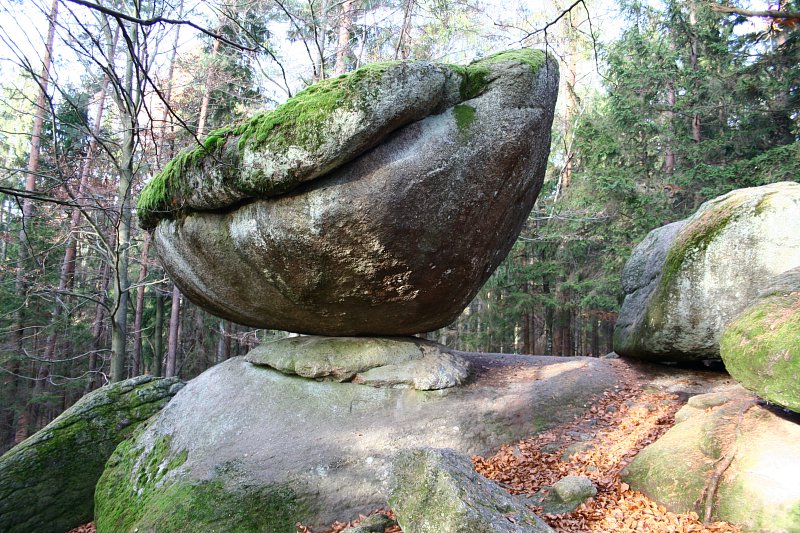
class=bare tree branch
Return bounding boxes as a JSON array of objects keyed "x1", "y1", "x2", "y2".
[
  {"x1": 64, "y1": 0, "x2": 262, "y2": 51},
  {"x1": 710, "y1": 4, "x2": 800, "y2": 20}
]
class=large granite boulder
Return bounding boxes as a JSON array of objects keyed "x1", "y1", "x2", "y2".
[
  {"x1": 389, "y1": 448, "x2": 553, "y2": 532},
  {"x1": 614, "y1": 182, "x2": 800, "y2": 361},
  {"x1": 140, "y1": 50, "x2": 559, "y2": 336},
  {"x1": 721, "y1": 266, "x2": 800, "y2": 412},
  {"x1": 621, "y1": 386, "x2": 800, "y2": 531},
  {"x1": 0, "y1": 376, "x2": 183, "y2": 533},
  {"x1": 94, "y1": 354, "x2": 619, "y2": 532}
]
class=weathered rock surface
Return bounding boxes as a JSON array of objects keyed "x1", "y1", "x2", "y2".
[
  {"x1": 149, "y1": 50, "x2": 559, "y2": 335},
  {"x1": 389, "y1": 448, "x2": 553, "y2": 533},
  {"x1": 614, "y1": 220, "x2": 685, "y2": 354},
  {"x1": 525, "y1": 475, "x2": 597, "y2": 515},
  {"x1": 622, "y1": 386, "x2": 800, "y2": 531},
  {"x1": 615, "y1": 182, "x2": 800, "y2": 361},
  {"x1": 0, "y1": 376, "x2": 183, "y2": 533},
  {"x1": 245, "y1": 336, "x2": 470, "y2": 389},
  {"x1": 95, "y1": 354, "x2": 619, "y2": 531},
  {"x1": 721, "y1": 266, "x2": 800, "y2": 412}
]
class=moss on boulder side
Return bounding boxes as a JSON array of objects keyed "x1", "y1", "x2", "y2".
[
  {"x1": 0, "y1": 375, "x2": 183, "y2": 533},
  {"x1": 622, "y1": 386, "x2": 800, "y2": 531},
  {"x1": 92, "y1": 354, "x2": 618, "y2": 531},
  {"x1": 95, "y1": 435, "x2": 303, "y2": 533},
  {"x1": 615, "y1": 182, "x2": 800, "y2": 362},
  {"x1": 721, "y1": 266, "x2": 800, "y2": 412}
]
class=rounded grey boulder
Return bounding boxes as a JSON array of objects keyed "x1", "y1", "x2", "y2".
[
  {"x1": 615, "y1": 182, "x2": 800, "y2": 361},
  {"x1": 150, "y1": 50, "x2": 559, "y2": 335}
]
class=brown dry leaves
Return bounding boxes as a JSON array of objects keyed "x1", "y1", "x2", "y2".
[
  {"x1": 473, "y1": 373, "x2": 742, "y2": 533},
  {"x1": 297, "y1": 508, "x2": 402, "y2": 533}
]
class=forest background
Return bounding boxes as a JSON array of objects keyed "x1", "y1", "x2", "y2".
[{"x1": 0, "y1": 0, "x2": 797, "y2": 453}]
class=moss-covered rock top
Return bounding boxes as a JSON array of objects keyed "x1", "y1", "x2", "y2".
[
  {"x1": 721, "y1": 284, "x2": 800, "y2": 412},
  {"x1": 137, "y1": 49, "x2": 548, "y2": 230},
  {"x1": 389, "y1": 447, "x2": 554, "y2": 532},
  {"x1": 0, "y1": 375, "x2": 184, "y2": 533}
]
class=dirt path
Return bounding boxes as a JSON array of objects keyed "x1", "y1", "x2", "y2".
[
  {"x1": 299, "y1": 358, "x2": 743, "y2": 533},
  {"x1": 473, "y1": 359, "x2": 742, "y2": 532}
]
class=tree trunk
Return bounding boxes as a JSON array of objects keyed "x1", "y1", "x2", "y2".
[
  {"x1": 335, "y1": 0, "x2": 354, "y2": 74},
  {"x1": 165, "y1": 285, "x2": 181, "y2": 377},
  {"x1": 41, "y1": 74, "x2": 111, "y2": 367},
  {"x1": 665, "y1": 82, "x2": 676, "y2": 174},
  {"x1": 131, "y1": 233, "x2": 151, "y2": 376},
  {"x1": 197, "y1": 37, "x2": 220, "y2": 137},
  {"x1": 152, "y1": 288, "x2": 164, "y2": 376},
  {"x1": 86, "y1": 238, "x2": 113, "y2": 393},
  {"x1": 395, "y1": 0, "x2": 414, "y2": 59},
  {"x1": 109, "y1": 19, "x2": 143, "y2": 383},
  {"x1": 14, "y1": 0, "x2": 59, "y2": 437},
  {"x1": 560, "y1": 9, "x2": 579, "y2": 193},
  {"x1": 688, "y1": 0, "x2": 702, "y2": 144}
]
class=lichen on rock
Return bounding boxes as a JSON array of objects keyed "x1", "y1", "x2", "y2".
[{"x1": 0, "y1": 375, "x2": 183, "y2": 533}]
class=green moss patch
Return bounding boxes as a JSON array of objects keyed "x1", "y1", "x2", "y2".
[
  {"x1": 660, "y1": 203, "x2": 740, "y2": 291},
  {"x1": 721, "y1": 294, "x2": 800, "y2": 412},
  {"x1": 450, "y1": 48, "x2": 547, "y2": 100},
  {"x1": 453, "y1": 104, "x2": 476, "y2": 142},
  {"x1": 96, "y1": 434, "x2": 304, "y2": 533},
  {"x1": 138, "y1": 49, "x2": 548, "y2": 230},
  {"x1": 137, "y1": 63, "x2": 399, "y2": 230},
  {"x1": 0, "y1": 376, "x2": 183, "y2": 533}
]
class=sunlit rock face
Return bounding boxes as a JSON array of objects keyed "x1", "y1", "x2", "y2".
[
  {"x1": 141, "y1": 50, "x2": 559, "y2": 335},
  {"x1": 615, "y1": 182, "x2": 800, "y2": 362}
]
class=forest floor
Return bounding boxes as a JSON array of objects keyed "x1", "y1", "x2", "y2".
[
  {"x1": 71, "y1": 358, "x2": 744, "y2": 533},
  {"x1": 298, "y1": 358, "x2": 744, "y2": 533}
]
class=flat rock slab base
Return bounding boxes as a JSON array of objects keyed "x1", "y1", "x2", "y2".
[
  {"x1": 95, "y1": 354, "x2": 621, "y2": 531},
  {"x1": 244, "y1": 336, "x2": 470, "y2": 390}
]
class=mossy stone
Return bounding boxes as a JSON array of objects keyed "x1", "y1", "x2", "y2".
[
  {"x1": 245, "y1": 336, "x2": 470, "y2": 390},
  {"x1": 137, "y1": 48, "x2": 550, "y2": 230},
  {"x1": 615, "y1": 182, "x2": 800, "y2": 362},
  {"x1": 389, "y1": 448, "x2": 553, "y2": 532},
  {"x1": 721, "y1": 288, "x2": 800, "y2": 412},
  {"x1": 95, "y1": 436, "x2": 303, "y2": 532},
  {"x1": 151, "y1": 49, "x2": 558, "y2": 336},
  {"x1": 622, "y1": 387, "x2": 800, "y2": 530},
  {"x1": 0, "y1": 376, "x2": 183, "y2": 533},
  {"x1": 93, "y1": 354, "x2": 615, "y2": 530}
]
